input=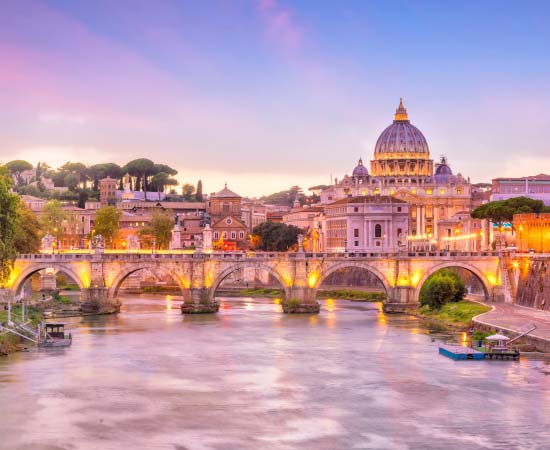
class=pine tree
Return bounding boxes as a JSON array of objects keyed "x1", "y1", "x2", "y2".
[{"x1": 196, "y1": 180, "x2": 203, "y2": 201}]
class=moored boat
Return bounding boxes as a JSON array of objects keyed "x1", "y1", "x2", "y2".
[{"x1": 38, "y1": 323, "x2": 72, "y2": 348}]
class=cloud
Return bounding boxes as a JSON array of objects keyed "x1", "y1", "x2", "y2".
[
  {"x1": 257, "y1": 0, "x2": 304, "y2": 55},
  {"x1": 38, "y1": 114, "x2": 86, "y2": 125}
]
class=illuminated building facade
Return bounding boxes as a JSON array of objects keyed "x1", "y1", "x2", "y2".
[
  {"x1": 323, "y1": 196, "x2": 409, "y2": 252},
  {"x1": 208, "y1": 184, "x2": 248, "y2": 250},
  {"x1": 320, "y1": 99, "x2": 476, "y2": 244},
  {"x1": 513, "y1": 213, "x2": 550, "y2": 253},
  {"x1": 491, "y1": 174, "x2": 550, "y2": 206}
]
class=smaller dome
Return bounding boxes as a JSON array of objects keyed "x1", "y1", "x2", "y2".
[
  {"x1": 434, "y1": 156, "x2": 454, "y2": 183},
  {"x1": 352, "y1": 158, "x2": 369, "y2": 179}
]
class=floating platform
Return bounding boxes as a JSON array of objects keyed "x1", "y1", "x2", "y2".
[
  {"x1": 439, "y1": 344, "x2": 485, "y2": 360},
  {"x1": 484, "y1": 350, "x2": 519, "y2": 360}
]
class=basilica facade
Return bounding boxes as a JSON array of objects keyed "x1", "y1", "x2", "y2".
[{"x1": 319, "y1": 99, "x2": 484, "y2": 247}]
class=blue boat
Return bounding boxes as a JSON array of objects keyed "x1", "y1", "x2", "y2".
[{"x1": 439, "y1": 343, "x2": 485, "y2": 360}]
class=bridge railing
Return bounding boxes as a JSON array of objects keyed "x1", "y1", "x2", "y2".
[{"x1": 17, "y1": 250, "x2": 506, "y2": 262}]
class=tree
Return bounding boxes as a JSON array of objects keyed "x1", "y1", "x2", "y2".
[
  {"x1": 196, "y1": 180, "x2": 203, "y2": 201},
  {"x1": 14, "y1": 200, "x2": 41, "y2": 254},
  {"x1": 40, "y1": 199, "x2": 66, "y2": 247},
  {"x1": 87, "y1": 163, "x2": 123, "y2": 191},
  {"x1": 471, "y1": 197, "x2": 546, "y2": 228},
  {"x1": 64, "y1": 173, "x2": 80, "y2": 191},
  {"x1": 94, "y1": 206, "x2": 122, "y2": 247},
  {"x1": 419, "y1": 269, "x2": 467, "y2": 309},
  {"x1": 139, "y1": 210, "x2": 174, "y2": 249},
  {"x1": 250, "y1": 222, "x2": 302, "y2": 251},
  {"x1": 0, "y1": 168, "x2": 19, "y2": 286},
  {"x1": 182, "y1": 183, "x2": 195, "y2": 201},
  {"x1": 153, "y1": 163, "x2": 177, "y2": 177},
  {"x1": 261, "y1": 186, "x2": 306, "y2": 207},
  {"x1": 4, "y1": 160, "x2": 33, "y2": 186},
  {"x1": 123, "y1": 159, "x2": 156, "y2": 192},
  {"x1": 60, "y1": 162, "x2": 89, "y2": 188},
  {"x1": 77, "y1": 191, "x2": 89, "y2": 209},
  {"x1": 150, "y1": 172, "x2": 178, "y2": 194}
]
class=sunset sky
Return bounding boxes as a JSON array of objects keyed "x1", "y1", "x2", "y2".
[{"x1": 2, "y1": 0, "x2": 550, "y2": 196}]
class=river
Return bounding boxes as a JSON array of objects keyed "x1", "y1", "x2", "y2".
[{"x1": 1, "y1": 295, "x2": 549, "y2": 450}]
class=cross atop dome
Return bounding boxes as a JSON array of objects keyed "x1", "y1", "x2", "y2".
[{"x1": 394, "y1": 97, "x2": 409, "y2": 122}]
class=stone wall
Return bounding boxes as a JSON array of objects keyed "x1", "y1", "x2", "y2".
[{"x1": 516, "y1": 257, "x2": 550, "y2": 310}]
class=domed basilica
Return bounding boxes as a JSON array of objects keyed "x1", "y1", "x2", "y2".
[{"x1": 320, "y1": 99, "x2": 478, "y2": 241}]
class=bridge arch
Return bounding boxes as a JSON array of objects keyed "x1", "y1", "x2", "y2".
[
  {"x1": 108, "y1": 263, "x2": 185, "y2": 298},
  {"x1": 11, "y1": 263, "x2": 86, "y2": 295},
  {"x1": 413, "y1": 261, "x2": 492, "y2": 303},
  {"x1": 209, "y1": 263, "x2": 290, "y2": 300},
  {"x1": 313, "y1": 261, "x2": 393, "y2": 298}
]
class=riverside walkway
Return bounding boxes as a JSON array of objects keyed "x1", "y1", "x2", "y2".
[{"x1": 474, "y1": 302, "x2": 550, "y2": 344}]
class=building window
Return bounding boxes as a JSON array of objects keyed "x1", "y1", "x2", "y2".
[
  {"x1": 354, "y1": 207, "x2": 359, "y2": 212},
  {"x1": 426, "y1": 188, "x2": 433, "y2": 195},
  {"x1": 223, "y1": 203, "x2": 230, "y2": 213},
  {"x1": 354, "y1": 241, "x2": 359, "y2": 246},
  {"x1": 231, "y1": 232, "x2": 236, "y2": 239},
  {"x1": 354, "y1": 228, "x2": 359, "y2": 238},
  {"x1": 440, "y1": 189, "x2": 445, "y2": 195},
  {"x1": 456, "y1": 187, "x2": 463, "y2": 195},
  {"x1": 376, "y1": 241, "x2": 381, "y2": 247},
  {"x1": 239, "y1": 231, "x2": 244, "y2": 239},
  {"x1": 397, "y1": 206, "x2": 402, "y2": 212},
  {"x1": 397, "y1": 228, "x2": 402, "y2": 237},
  {"x1": 222, "y1": 232, "x2": 227, "y2": 239},
  {"x1": 214, "y1": 232, "x2": 219, "y2": 240},
  {"x1": 226, "y1": 218, "x2": 232, "y2": 225},
  {"x1": 375, "y1": 224, "x2": 382, "y2": 238}
]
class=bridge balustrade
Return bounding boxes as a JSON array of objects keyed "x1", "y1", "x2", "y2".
[{"x1": 17, "y1": 250, "x2": 504, "y2": 262}]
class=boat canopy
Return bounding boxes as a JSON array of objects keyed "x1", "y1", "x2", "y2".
[{"x1": 486, "y1": 334, "x2": 510, "y2": 341}]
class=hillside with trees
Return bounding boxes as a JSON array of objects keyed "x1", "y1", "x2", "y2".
[{"x1": 1, "y1": 158, "x2": 203, "y2": 203}]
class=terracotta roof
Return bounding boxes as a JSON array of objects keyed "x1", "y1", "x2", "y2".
[
  {"x1": 327, "y1": 195, "x2": 407, "y2": 206},
  {"x1": 212, "y1": 184, "x2": 241, "y2": 198},
  {"x1": 289, "y1": 206, "x2": 324, "y2": 213}
]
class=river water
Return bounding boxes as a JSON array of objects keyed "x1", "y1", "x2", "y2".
[{"x1": 1, "y1": 295, "x2": 550, "y2": 450}]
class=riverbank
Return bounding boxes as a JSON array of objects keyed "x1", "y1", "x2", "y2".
[
  {"x1": 473, "y1": 302, "x2": 550, "y2": 352},
  {"x1": 216, "y1": 287, "x2": 387, "y2": 301},
  {"x1": 0, "y1": 304, "x2": 43, "y2": 356},
  {"x1": 418, "y1": 301, "x2": 492, "y2": 330}
]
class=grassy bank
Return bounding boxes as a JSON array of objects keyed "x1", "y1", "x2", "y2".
[
  {"x1": 419, "y1": 300, "x2": 491, "y2": 328},
  {"x1": 220, "y1": 288, "x2": 284, "y2": 298},
  {"x1": 316, "y1": 290, "x2": 387, "y2": 302}
]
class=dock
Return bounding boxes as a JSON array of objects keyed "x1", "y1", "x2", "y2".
[{"x1": 439, "y1": 344, "x2": 485, "y2": 360}]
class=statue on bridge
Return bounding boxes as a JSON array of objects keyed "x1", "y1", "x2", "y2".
[{"x1": 91, "y1": 234, "x2": 105, "y2": 254}]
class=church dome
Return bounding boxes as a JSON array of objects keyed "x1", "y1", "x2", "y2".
[
  {"x1": 374, "y1": 99, "x2": 430, "y2": 156},
  {"x1": 370, "y1": 99, "x2": 434, "y2": 179},
  {"x1": 434, "y1": 156, "x2": 455, "y2": 183},
  {"x1": 352, "y1": 158, "x2": 369, "y2": 178}
]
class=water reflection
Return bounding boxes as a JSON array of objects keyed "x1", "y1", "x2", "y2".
[{"x1": 0, "y1": 295, "x2": 549, "y2": 450}]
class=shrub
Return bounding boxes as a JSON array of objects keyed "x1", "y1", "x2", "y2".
[
  {"x1": 282, "y1": 298, "x2": 301, "y2": 309},
  {"x1": 419, "y1": 269, "x2": 467, "y2": 310}
]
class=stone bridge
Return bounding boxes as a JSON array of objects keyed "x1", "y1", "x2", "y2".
[
  {"x1": 5, "y1": 252, "x2": 513, "y2": 312},
  {"x1": 4, "y1": 251, "x2": 512, "y2": 313}
]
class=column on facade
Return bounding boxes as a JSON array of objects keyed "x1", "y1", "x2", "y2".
[
  {"x1": 387, "y1": 219, "x2": 393, "y2": 250},
  {"x1": 416, "y1": 206, "x2": 422, "y2": 235}
]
